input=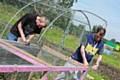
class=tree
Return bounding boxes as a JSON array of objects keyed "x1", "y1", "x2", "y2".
[{"x1": 58, "y1": 0, "x2": 78, "y2": 8}]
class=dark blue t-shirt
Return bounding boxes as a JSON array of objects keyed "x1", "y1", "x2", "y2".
[{"x1": 71, "y1": 33, "x2": 104, "y2": 63}]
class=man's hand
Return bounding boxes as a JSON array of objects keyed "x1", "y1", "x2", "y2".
[
  {"x1": 23, "y1": 39, "x2": 30, "y2": 45},
  {"x1": 83, "y1": 61, "x2": 89, "y2": 67},
  {"x1": 92, "y1": 55, "x2": 102, "y2": 70},
  {"x1": 92, "y1": 64, "x2": 99, "y2": 70},
  {"x1": 26, "y1": 39, "x2": 30, "y2": 43}
]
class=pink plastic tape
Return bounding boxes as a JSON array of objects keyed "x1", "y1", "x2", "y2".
[{"x1": 0, "y1": 65, "x2": 87, "y2": 73}]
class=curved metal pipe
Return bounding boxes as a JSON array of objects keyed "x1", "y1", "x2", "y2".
[
  {"x1": 81, "y1": 10, "x2": 107, "y2": 28},
  {"x1": 74, "y1": 10, "x2": 92, "y2": 31},
  {"x1": 60, "y1": 11, "x2": 73, "y2": 48}
]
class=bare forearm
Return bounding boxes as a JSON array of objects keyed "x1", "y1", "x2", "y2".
[
  {"x1": 96, "y1": 55, "x2": 102, "y2": 66},
  {"x1": 18, "y1": 22, "x2": 26, "y2": 41},
  {"x1": 81, "y1": 45, "x2": 88, "y2": 65},
  {"x1": 92, "y1": 55, "x2": 102, "y2": 70},
  {"x1": 27, "y1": 34, "x2": 35, "y2": 42}
]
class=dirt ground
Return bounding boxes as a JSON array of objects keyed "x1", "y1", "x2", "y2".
[{"x1": 98, "y1": 63, "x2": 120, "y2": 80}]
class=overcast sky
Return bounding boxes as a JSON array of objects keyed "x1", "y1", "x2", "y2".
[{"x1": 72, "y1": 0, "x2": 120, "y2": 42}]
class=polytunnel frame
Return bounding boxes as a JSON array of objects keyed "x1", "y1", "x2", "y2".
[
  {"x1": 0, "y1": 1, "x2": 107, "y2": 80},
  {"x1": 0, "y1": 0, "x2": 107, "y2": 43},
  {"x1": 0, "y1": 1, "x2": 91, "y2": 79},
  {"x1": 82, "y1": 10, "x2": 107, "y2": 28},
  {"x1": 0, "y1": 0, "x2": 107, "y2": 65}
]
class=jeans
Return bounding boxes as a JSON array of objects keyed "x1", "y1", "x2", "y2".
[{"x1": 7, "y1": 32, "x2": 18, "y2": 41}]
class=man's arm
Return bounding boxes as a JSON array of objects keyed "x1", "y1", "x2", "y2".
[
  {"x1": 96, "y1": 55, "x2": 102, "y2": 66},
  {"x1": 92, "y1": 55, "x2": 102, "y2": 70},
  {"x1": 17, "y1": 22, "x2": 26, "y2": 42},
  {"x1": 80, "y1": 45, "x2": 89, "y2": 67},
  {"x1": 26, "y1": 34, "x2": 35, "y2": 43}
]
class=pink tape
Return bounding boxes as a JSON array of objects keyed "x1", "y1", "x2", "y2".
[{"x1": 0, "y1": 65, "x2": 87, "y2": 73}]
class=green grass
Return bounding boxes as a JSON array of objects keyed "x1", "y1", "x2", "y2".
[
  {"x1": 64, "y1": 34, "x2": 80, "y2": 51},
  {"x1": 88, "y1": 69, "x2": 109, "y2": 80},
  {"x1": 102, "y1": 53, "x2": 120, "y2": 69},
  {"x1": 44, "y1": 27, "x2": 80, "y2": 51},
  {"x1": 44, "y1": 27, "x2": 64, "y2": 45},
  {"x1": 0, "y1": 2, "x2": 19, "y2": 23},
  {"x1": 0, "y1": 2, "x2": 22, "y2": 39}
]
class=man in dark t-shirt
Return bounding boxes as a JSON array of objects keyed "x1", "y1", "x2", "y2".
[{"x1": 7, "y1": 13, "x2": 48, "y2": 44}]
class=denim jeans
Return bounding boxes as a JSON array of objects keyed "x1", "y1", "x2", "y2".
[{"x1": 7, "y1": 32, "x2": 18, "y2": 41}]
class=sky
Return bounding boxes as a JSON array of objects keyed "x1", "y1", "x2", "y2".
[{"x1": 72, "y1": 0, "x2": 120, "y2": 42}]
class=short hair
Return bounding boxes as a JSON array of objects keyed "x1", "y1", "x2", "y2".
[
  {"x1": 38, "y1": 15, "x2": 50, "y2": 27},
  {"x1": 96, "y1": 26, "x2": 106, "y2": 35},
  {"x1": 33, "y1": 13, "x2": 50, "y2": 27},
  {"x1": 43, "y1": 17, "x2": 50, "y2": 27}
]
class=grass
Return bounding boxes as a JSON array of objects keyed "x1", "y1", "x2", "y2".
[
  {"x1": 64, "y1": 34, "x2": 80, "y2": 51},
  {"x1": 0, "y1": 2, "x2": 24, "y2": 39},
  {"x1": 0, "y1": 2, "x2": 17, "y2": 34},
  {"x1": 88, "y1": 69, "x2": 110, "y2": 80},
  {"x1": 44, "y1": 27, "x2": 64, "y2": 45},
  {"x1": 44, "y1": 27, "x2": 80, "y2": 52},
  {"x1": 102, "y1": 52, "x2": 120, "y2": 69},
  {"x1": 0, "y1": 2, "x2": 18, "y2": 23}
]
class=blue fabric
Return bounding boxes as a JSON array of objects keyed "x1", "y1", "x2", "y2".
[
  {"x1": 7, "y1": 32, "x2": 18, "y2": 41},
  {"x1": 71, "y1": 33, "x2": 104, "y2": 63}
]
